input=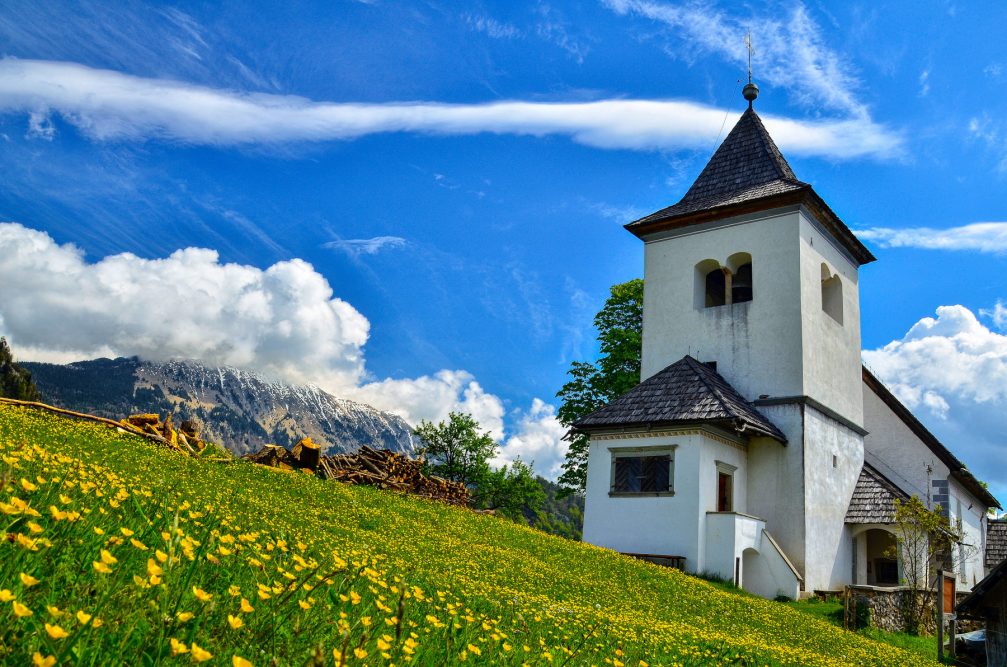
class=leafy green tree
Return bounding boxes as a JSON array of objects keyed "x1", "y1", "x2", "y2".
[
  {"x1": 414, "y1": 412, "x2": 544, "y2": 519},
  {"x1": 555, "y1": 279, "x2": 643, "y2": 496},
  {"x1": 0, "y1": 337, "x2": 41, "y2": 402}
]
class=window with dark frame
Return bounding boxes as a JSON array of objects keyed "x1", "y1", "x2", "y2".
[
  {"x1": 611, "y1": 454, "x2": 673, "y2": 494},
  {"x1": 717, "y1": 471, "x2": 733, "y2": 512}
]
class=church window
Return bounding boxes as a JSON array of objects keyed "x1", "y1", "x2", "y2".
[
  {"x1": 609, "y1": 447, "x2": 675, "y2": 495},
  {"x1": 821, "y1": 263, "x2": 843, "y2": 324},
  {"x1": 696, "y1": 255, "x2": 754, "y2": 308}
]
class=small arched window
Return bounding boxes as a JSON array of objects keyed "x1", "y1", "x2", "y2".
[
  {"x1": 821, "y1": 263, "x2": 843, "y2": 324},
  {"x1": 695, "y1": 253, "x2": 754, "y2": 308}
]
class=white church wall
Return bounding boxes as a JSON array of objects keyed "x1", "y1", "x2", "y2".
[
  {"x1": 862, "y1": 383, "x2": 952, "y2": 503},
  {"x1": 696, "y1": 433, "x2": 749, "y2": 570},
  {"x1": 746, "y1": 404, "x2": 806, "y2": 580},
  {"x1": 640, "y1": 207, "x2": 805, "y2": 401},
  {"x1": 797, "y1": 210, "x2": 864, "y2": 426},
  {"x1": 802, "y1": 405, "x2": 865, "y2": 590},
  {"x1": 948, "y1": 477, "x2": 987, "y2": 590},
  {"x1": 582, "y1": 432, "x2": 703, "y2": 568}
]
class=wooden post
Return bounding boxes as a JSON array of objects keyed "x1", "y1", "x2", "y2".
[
  {"x1": 734, "y1": 557, "x2": 740, "y2": 587},
  {"x1": 937, "y1": 569, "x2": 944, "y2": 662}
]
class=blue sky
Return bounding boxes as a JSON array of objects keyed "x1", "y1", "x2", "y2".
[{"x1": 0, "y1": 1, "x2": 1005, "y2": 499}]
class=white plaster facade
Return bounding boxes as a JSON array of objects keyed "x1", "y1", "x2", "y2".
[{"x1": 581, "y1": 194, "x2": 997, "y2": 598}]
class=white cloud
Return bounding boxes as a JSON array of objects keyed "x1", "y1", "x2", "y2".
[
  {"x1": 918, "y1": 68, "x2": 930, "y2": 97},
  {"x1": 0, "y1": 222, "x2": 370, "y2": 390},
  {"x1": 464, "y1": 14, "x2": 521, "y2": 39},
  {"x1": 856, "y1": 222, "x2": 1007, "y2": 253},
  {"x1": 0, "y1": 222, "x2": 568, "y2": 477},
  {"x1": 350, "y1": 370, "x2": 507, "y2": 441},
  {"x1": 863, "y1": 305, "x2": 1007, "y2": 500},
  {"x1": 495, "y1": 399, "x2": 569, "y2": 478},
  {"x1": 981, "y1": 301, "x2": 1007, "y2": 330},
  {"x1": 604, "y1": 0, "x2": 867, "y2": 119},
  {"x1": 0, "y1": 58, "x2": 901, "y2": 159},
  {"x1": 322, "y1": 236, "x2": 407, "y2": 257}
]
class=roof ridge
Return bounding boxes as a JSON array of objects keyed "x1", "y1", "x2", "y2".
[{"x1": 682, "y1": 356, "x2": 739, "y2": 422}]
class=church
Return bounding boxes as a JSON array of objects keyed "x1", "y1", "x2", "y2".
[{"x1": 576, "y1": 81, "x2": 1004, "y2": 599}]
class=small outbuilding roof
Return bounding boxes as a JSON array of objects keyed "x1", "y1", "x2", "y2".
[
  {"x1": 958, "y1": 555, "x2": 1007, "y2": 620},
  {"x1": 845, "y1": 463, "x2": 910, "y2": 524},
  {"x1": 572, "y1": 355, "x2": 786, "y2": 442},
  {"x1": 988, "y1": 519, "x2": 1007, "y2": 570}
]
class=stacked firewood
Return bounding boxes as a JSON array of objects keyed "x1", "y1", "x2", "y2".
[
  {"x1": 120, "y1": 413, "x2": 206, "y2": 455},
  {"x1": 243, "y1": 441, "x2": 469, "y2": 506}
]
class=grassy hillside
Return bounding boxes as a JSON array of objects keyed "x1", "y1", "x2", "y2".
[{"x1": 0, "y1": 403, "x2": 937, "y2": 666}]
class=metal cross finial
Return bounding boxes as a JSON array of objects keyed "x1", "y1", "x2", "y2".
[
  {"x1": 745, "y1": 31, "x2": 754, "y2": 84},
  {"x1": 742, "y1": 31, "x2": 759, "y2": 108}
]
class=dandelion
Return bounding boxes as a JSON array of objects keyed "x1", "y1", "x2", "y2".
[
  {"x1": 170, "y1": 638, "x2": 189, "y2": 655},
  {"x1": 27, "y1": 521, "x2": 43, "y2": 534},
  {"x1": 76, "y1": 610, "x2": 93, "y2": 625},
  {"x1": 193, "y1": 586, "x2": 212, "y2": 602},
  {"x1": 176, "y1": 611, "x2": 194, "y2": 623},
  {"x1": 147, "y1": 558, "x2": 163, "y2": 577},
  {"x1": 100, "y1": 549, "x2": 117, "y2": 565},
  {"x1": 467, "y1": 644, "x2": 481, "y2": 656},
  {"x1": 44, "y1": 623, "x2": 69, "y2": 639},
  {"x1": 353, "y1": 648, "x2": 368, "y2": 659},
  {"x1": 232, "y1": 657, "x2": 253, "y2": 667},
  {"x1": 46, "y1": 605, "x2": 63, "y2": 617},
  {"x1": 240, "y1": 598, "x2": 255, "y2": 613},
  {"x1": 19, "y1": 572, "x2": 40, "y2": 587},
  {"x1": 32, "y1": 653, "x2": 56, "y2": 667},
  {"x1": 130, "y1": 538, "x2": 148, "y2": 550},
  {"x1": 92, "y1": 560, "x2": 112, "y2": 574},
  {"x1": 298, "y1": 600, "x2": 311, "y2": 610},
  {"x1": 0, "y1": 590, "x2": 13, "y2": 603},
  {"x1": 13, "y1": 601, "x2": 32, "y2": 617},
  {"x1": 228, "y1": 614, "x2": 244, "y2": 629}
]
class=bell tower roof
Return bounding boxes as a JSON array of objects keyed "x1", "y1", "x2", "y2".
[{"x1": 626, "y1": 95, "x2": 876, "y2": 266}]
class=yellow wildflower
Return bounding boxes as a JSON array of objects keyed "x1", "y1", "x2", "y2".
[
  {"x1": 77, "y1": 610, "x2": 93, "y2": 625},
  {"x1": 46, "y1": 605, "x2": 63, "y2": 617},
  {"x1": 147, "y1": 558, "x2": 163, "y2": 577},
  {"x1": 353, "y1": 648, "x2": 368, "y2": 659},
  {"x1": 191, "y1": 643, "x2": 213, "y2": 662},
  {"x1": 228, "y1": 585, "x2": 241, "y2": 596},
  {"x1": 130, "y1": 538, "x2": 148, "y2": 550},
  {"x1": 13, "y1": 601, "x2": 32, "y2": 617},
  {"x1": 468, "y1": 644, "x2": 481, "y2": 656},
  {"x1": 32, "y1": 653, "x2": 56, "y2": 667},
  {"x1": 92, "y1": 561, "x2": 112, "y2": 574},
  {"x1": 227, "y1": 614, "x2": 243, "y2": 629},
  {"x1": 176, "y1": 611, "x2": 194, "y2": 622},
  {"x1": 45, "y1": 623, "x2": 69, "y2": 639},
  {"x1": 193, "y1": 586, "x2": 212, "y2": 602},
  {"x1": 298, "y1": 599, "x2": 311, "y2": 610},
  {"x1": 0, "y1": 590, "x2": 14, "y2": 602},
  {"x1": 232, "y1": 657, "x2": 253, "y2": 667},
  {"x1": 170, "y1": 638, "x2": 189, "y2": 655},
  {"x1": 100, "y1": 549, "x2": 117, "y2": 565},
  {"x1": 27, "y1": 521, "x2": 43, "y2": 534},
  {"x1": 155, "y1": 549, "x2": 168, "y2": 563},
  {"x1": 20, "y1": 572, "x2": 40, "y2": 587},
  {"x1": 240, "y1": 598, "x2": 254, "y2": 613},
  {"x1": 120, "y1": 527, "x2": 134, "y2": 536}
]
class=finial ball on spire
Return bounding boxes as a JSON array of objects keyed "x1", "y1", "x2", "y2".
[{"x1": 742, "y1": 82, "x2": 759, "y2": 106}]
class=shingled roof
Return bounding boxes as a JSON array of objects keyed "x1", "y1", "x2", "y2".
[
  {"x1": 624, "y1": 107, "x2": 876, "y2": 266},
  {"x1": 988, "y1": 519, "x2": 1007, "y2": 569},
  {"x1": 845, "y1": 463, "x2": 910, "y2": 524},
  {"x1": 573, "y1": 355, "x2": 786, "y2": 442}
]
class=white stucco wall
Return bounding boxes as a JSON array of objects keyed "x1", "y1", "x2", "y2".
[
  {"x1": 797, "y1": 211, "x2": 864, "y2": 425},
  {"x1": 581, "y1": 429, "x2": 748, "y2": 574},
  {"x1": 948, "y1": 477, "x2": 987, "y2": 590},
  {"x1": 639, "y1": 207, "x2": 805, "y2": 400},
  {"x1": 862, "y1": 383, "x2": 952, "y2": 501},
  {"x1": 746, "y1": 404, "x2": 806, "y2": 578},
  {"x1": 803, "y1": 405, "x2": 865, "y2": 590}
]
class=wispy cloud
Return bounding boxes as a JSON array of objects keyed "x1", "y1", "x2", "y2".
[
  {"x1": 980, "y1": 301, "x2": 1007, "y2": 330},
  {"x1": 464, "y1": 14, "x2": 521, "y2": 39},
  {"x1": 0, "y1": 58, "x2": 901, "y2": 159},
  {"x1": 856, "y1": 222, "x2": 1007, "y2": 253},
  {"x1": 323, "y1": 236, "x2": 408, "y2": 257},
  {"x1": 604, "y1": 0, "x2": 867, "y2": 119}
]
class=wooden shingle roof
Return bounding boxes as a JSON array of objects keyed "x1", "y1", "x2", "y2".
[
  {"x1": 625, "y1": 107, "x2": 876, "y2": 266},
  {"x1": 573, "y1": 355, "x2": 785, "y2": 442},
  {"x1": 988, "y1": 519, "x2": 1007, "y2": 569},
  {"x1": 845, "y1": 463, "x2": 910, "y2": 524}
]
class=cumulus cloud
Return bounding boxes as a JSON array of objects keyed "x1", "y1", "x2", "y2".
[
  {"x1": 0, "y1": 222, "x2": 370, "y2": 390},
  {"x1": 0, "y1": 222, "x2": 568, "y2": 478},
  {"x1": 494, "y1": 399, "x2": 569, "y2": 479},
  {"x1": 856, "y1": 222, "x2": 1007, "y2": 253},
  {"x1": 322, "y1": 236, "x2": 407, "y2": 257},
  {"x1": 0, "y1": 58, "x2": 900, "y2": 159},
  {"x1": 863, "y1": 305, "x2": 1007, "y2": 500}
]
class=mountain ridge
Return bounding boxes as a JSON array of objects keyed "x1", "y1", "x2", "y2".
[{"x1": 23, "y1": 356, "x2": 418, "y2": 457}]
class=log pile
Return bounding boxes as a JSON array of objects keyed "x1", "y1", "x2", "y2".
[
  {"x1": 119, "y1": 413, "x2": 207, "y2": 455},
  {"x1": 243, "y1": 440, "x2": 470, "y2": 506}
]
